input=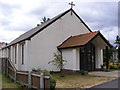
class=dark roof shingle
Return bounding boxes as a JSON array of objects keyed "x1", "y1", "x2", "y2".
[{"x1": 8, "y1": 8, "x2": 72, "y2": 46}]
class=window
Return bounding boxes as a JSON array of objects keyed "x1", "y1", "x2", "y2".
[
  {"x1": 21, "y1": 44, "x2": 24, "y2": 65},
  {"x1": 14, "y1": 46, "x2": 17, "y2": 64}
]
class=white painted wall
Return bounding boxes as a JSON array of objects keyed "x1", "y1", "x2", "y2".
[
  {"x1": 62, "y1": 48, "x2": 79, "y2": 71},
  {"x1": 1, "y1": 48, "x2": 8, "y2": 58},
  {"x1": 95, "y1": 46, "x2": 102, "y2": 68},
  {"x1": 92, "y1": 36, "x2": 106, "y2": 69},
  {"x1": 16, "y1": 44, "x2": 20, "y2": 70},
  {"x1": 3, "y1": 42, "x2": 26, "y2": 71},
  {"x1": 76, "y1": 48, "x2": 80, "y2": 70},
  {"x1": 18, "y1": 42, "x2": 26, "y2": 71},
  {"x1": 11, "y1": 46, "x2": 14, "y2": 63},
  {"x1": 26, "y1": 11, "x2": 90, "y2": 71},
  {"x1": 62, "y1": 49, "x2": 73, "y2": 70},
  {"x1": 17, "y1": 44, "x2": 22, "y2": 70}
]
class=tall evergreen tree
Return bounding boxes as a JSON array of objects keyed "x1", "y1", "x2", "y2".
[
  {"x1": 114, "y1": 35, "x2": 120, "y2": 62},
  {"x1": 37, "y1": 17, "x2": 50, "y2": 26}
]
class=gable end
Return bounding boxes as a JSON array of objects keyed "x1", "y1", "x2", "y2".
[{"x1": 72, "y1": 9, "x2": 92, "y2": 32}]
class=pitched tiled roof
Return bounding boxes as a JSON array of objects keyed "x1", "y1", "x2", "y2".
[
  {"x1": 58, "y1": 31, "x2": 112, "y2": 49},
  {"x1": 6, "y1": 8, "x2": 92, "y2": 47},
  {"x1": 7, "y1": 9, "x2": 71, "y2": 46}
]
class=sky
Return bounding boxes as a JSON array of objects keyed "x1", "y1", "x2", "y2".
[{"x1": 0, "y1": 0, "x2": 119, "y2": 45}]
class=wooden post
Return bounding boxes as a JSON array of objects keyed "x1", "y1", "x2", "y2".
[
  {"x1": 106, "y1": 46, "x2": 109, "y2": 72},
  {"x1": 44, "y1": 76, "x2": 50, "y2": 88},
  {"x1": 0, "y1": 58, "x2": 1, "y2": 74},
  {"x1": 40, "y1": 73, "x2": 44, "y2": 88},
  {"x1": 14, "y1": 71, "x2": 16, "y2": 83},
  {"x1": 3, "y1": 58, "x2": 6, "y2": 76},
  {"x1": 28, "y1": 71, "x2": 31, "y2": 88}
]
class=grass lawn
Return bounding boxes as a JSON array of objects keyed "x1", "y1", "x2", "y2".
[
  {"x1": 51, "y1": 73, "x2": 116, "y2": 88},
  {"x1": 0, "y1": 73, "x2": 117, "y2": 89},
  {"x1": 0, "y1": 74, "x2": 20, "y2": 88}
]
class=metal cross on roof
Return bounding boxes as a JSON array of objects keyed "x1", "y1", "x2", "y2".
[{"x1": 69, "y1": 2, "x2": 75, "y2": 9}]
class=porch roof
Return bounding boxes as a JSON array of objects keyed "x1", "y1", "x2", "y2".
[{"x1": 58, "y1": 31, "x2": 112, "y2": 49}]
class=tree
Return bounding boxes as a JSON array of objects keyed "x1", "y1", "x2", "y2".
[
  {"x1": 37, "y1": 17, "x2": 50, "y2": 26},
  {"x1": 48, "y1": 53, "x2": 67, "y2": 76},
  {"x1": 103, "y1": 49, "x2": 114, "y2": 63},
  {"x1": 114, "y1": 35, "x2": 120, "y2": 62},
  {"x1": 41, "y1": 17, "x2": 50, "y2": 24},
  {"x1": 115, "y1": 36, "x2": 120, "y2": 44}
]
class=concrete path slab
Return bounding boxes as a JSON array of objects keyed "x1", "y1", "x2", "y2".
[{"x1": 89, "y1": 70, "x2": 119, "y2": 77}]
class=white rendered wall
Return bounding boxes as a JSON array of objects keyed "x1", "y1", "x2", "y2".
[
  {"x1": 16, "y1": 44, "x2": 20, "y2": 70},
  {"x1": 8, "y1": 42, "x2": 26, "y2": 71},
  {"x1": 92, "y1": 36, "x2": 106, "y2": 69},
  {"x1": 26, "y1": 11, "x2": 89, "y2": 71},
  {"x1": 19, "y1": 42, "x2": 26, "y2": 71},
  {"x1": 11, "y1": 46, "x2": 14, "y2": 63},
  {"x1": 96, "y1": 47, "x2": 103, "y2": 68},
  {"x1": 76, "y1": 48, "x2": 80, "y2": 70},
  {"x1": 62, "y1": 48, "x2": 79, "y2": 71},
  {"x1": 62, "y1": 49, "x2": 73, "y2": 70},
  {"x1": 95, "y1": 46, "x2": 102, "y2": 68},
  {"x1": 101, "y1": 49, "x2": 103, "y2": 66},
  {"x1": 24, "y1": 40, "x2": 29, "y2": 71},
  {"x1": 1, "y1": 49, "x2": 7, "y2": 58}
]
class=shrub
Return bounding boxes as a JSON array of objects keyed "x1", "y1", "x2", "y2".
[
  {"x1": 32, "y1": 68, "x2": 41, "y2": 72},
  {"x1": 48, "y1": 53, "x2": 67, "y2": 77},
  {"x1": 50, "y1": 78, "x2": 56, "y2": 89},
  {"x1": 32, "y1": 68, "x2": 50, "y2": 75},
  {"x1": 40, "y1": 70, "x2": 50, "y2": 75},
  {"x1": 79, "y1": 70, "x2": 88, "y2": 75},
  {"x1": 32, "y1": 68, "x2": 56, "y2": 88},
  {"x1": 109, "y1": 63, "x2": 120, "y2": 70}
]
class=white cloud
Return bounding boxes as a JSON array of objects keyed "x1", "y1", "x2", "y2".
[
  {"x1": 0, "y1": 29, "x2": 24, "y2": 43},
  {"x1": 100, "y1": 27, "x2": 118, "y2": 44},
  {"x1": 0, "y1": 0, "x2": 118, "y2": 46}
]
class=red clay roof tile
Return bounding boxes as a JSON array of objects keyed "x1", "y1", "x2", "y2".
[{"x1": 58, "y1": 31, "x2": 99, "y2": 49}]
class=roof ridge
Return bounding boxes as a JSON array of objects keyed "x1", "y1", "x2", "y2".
[{"x1": 72, "y1": 31, "x2": 99, "y2": 37}]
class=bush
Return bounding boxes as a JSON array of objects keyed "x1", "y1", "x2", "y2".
[
  {"x1": 40, "y1": 70, "x2": 50, "y2": 75},
  {"x1": 32, "y1": 68, "x2": 41, "y2": 72},
  {"x1": 32, "y1": 68, "x2": 50, "y2": 75},
  {"x1": 79, "y1": 70, "x2": 88, "y2": 75},
  {"x1": 50, "y1": 78, "x2": 56, "y2": 89},
  {"x1": 40, "y1": 70, "x2": 56, "y2": 88},
  {"x1": 109, "y1": 63, "x2": 120, "y2": 70},
  {"x1": 32, "y1": 68, "x2": 56, "y2": 88}
]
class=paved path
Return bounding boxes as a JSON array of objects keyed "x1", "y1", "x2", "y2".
[
  {"x1": 91, "y1": 78, "x2": 120, "y2": 89},
  {"x1": 88, "y1": 71, "x2": 120, "y2": 89},
  {"x1": 89, "y1": 70, "x2": 119, "y2": 77}
]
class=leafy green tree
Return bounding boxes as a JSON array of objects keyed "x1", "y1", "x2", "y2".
[
  {"x1": 103, "y1": 49, "x2": 114, "y2": 63},
  {"x1": 48, "y1": 53, "x2": 67, "y2": 76},
  {"x1": 114, "y1": 35, "x2": 120, "y2": 62}
]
